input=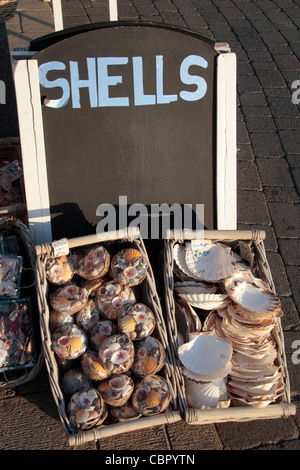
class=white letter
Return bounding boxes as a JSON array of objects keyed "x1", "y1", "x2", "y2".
[
  {"x1": 292, "y1": 80, "x2": 300, "y2": 105},
  {"x1": 118, "y1": 195, "x2": 128, "y2": 230},
  {"x1": 98, "y1": 57, "x2": 129, "y2": 107},
  {"x1": 292, "y1": 340, "x2": 300, "y2": 365},
  {"x1": 133, "y1": 56, "x2": 156, "y2": 106},
  {"x1": 128, "y1": 203, "x2": 149, "y2": 239},
  {"x1": 69, "y1": 58, "x2": 97, "y2": 108},
  {"x1": 96, "y1": 203, "x2": 116, "y2": 235},
  {"x1": 151, "y1": 203, "x2": 183, "y2": 239},
  {"x1": 180, "y1": 55, "x2": 208, "y2": 102},
  {"x1": 156, "y1": 55, "x2": 177, "y2": 104},
  {"x1": 39, "y1": 61, "x2": 70, "y2": 108},
  {"x1": 0, "y1": 81, "x2": 5, "y2": 104}
]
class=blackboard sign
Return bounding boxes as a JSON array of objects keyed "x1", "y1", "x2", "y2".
[{"x1": 31, "y1": 22, "x2": 218, "y2": 240}]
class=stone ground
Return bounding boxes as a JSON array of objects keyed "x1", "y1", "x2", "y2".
[{"x1": 1, "y1": 0, "x2": 300, "y2": 452}]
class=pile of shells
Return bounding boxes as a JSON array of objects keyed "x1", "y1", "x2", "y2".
[
  {"x1": 0, "y1": 253, "x2": 22, "y2": 298},
  {"x1": 47, "y1": 243, "x2": 170, "y2": 431},
  {"x1": 172, "y1": 239, "x2": 284, "y2": 409}
]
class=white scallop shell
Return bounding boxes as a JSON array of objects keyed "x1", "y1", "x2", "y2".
[
  {"x1": 173, "y1": 243, "x2": 199, "y2": 280},
  {"x1": 185, "y1": 241, "x2": 236, "y2": 282},
  {"x1": 178, "y1": 331, "x2": 232, "y2": 378},
  {"x1": 175, "y1": 284, "x2": 218, "y2": 295},
  {"x1": 224, "y1": 270, "x2": 281, "y2": 318},
  {"x1": 184, "y1": 377, "x2": 229, "y2": 409},
  {"x1": 177, "y1": 293, "x2": 230, "y2": 310}
]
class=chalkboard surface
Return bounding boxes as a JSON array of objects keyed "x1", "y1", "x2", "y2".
[{"x1": 32, "y1": 22, "x2": 218, "y2": 240}]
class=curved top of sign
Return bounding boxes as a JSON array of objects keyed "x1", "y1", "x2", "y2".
[{"x1": 29, "y1": 20, "x2": 217, "y2": 52}]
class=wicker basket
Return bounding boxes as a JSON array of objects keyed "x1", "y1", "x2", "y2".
[
  {"x1": 0, "y1": 0, "x2": 19, "y2": 23},
  {"x1": 0, "y1": 217, "x2": 43, "y2": 389},
  {"x1": 162, "y1": 229, "x2": 296, "y2": 424},
  {"x1": 35, "y1": 227, "x2": 181, "y2": 446}
]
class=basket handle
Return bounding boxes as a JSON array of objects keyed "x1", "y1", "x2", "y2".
[
  {"x1": 35, "y1": 226, "x2": 141, "y2": 256},
  {"x1": 165, "y1": 229, "x2": 266, "y2": 242}
]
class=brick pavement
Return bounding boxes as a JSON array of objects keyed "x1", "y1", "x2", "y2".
[{"x1": 2, "y1": 0, "x2": 300, "y2": 451}]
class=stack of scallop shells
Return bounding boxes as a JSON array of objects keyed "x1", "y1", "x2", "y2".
[
  {"x1": 46, "y1": 244, "x2": 170, "y2": 431},
  {"x1": 172, "y1": 239, "x2": 285, "y2": 409}
]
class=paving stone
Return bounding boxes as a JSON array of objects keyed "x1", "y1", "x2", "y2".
[
  {"x1": 19, "y1": 11, "x2": 54, "y2": 33},
  {"x1": 267, "y1": 96, "x2": 300, "y2": 118},
  {"x1": 241, "y1": 105, "x2": 272, "y2": 116},
  {"x1": 286, "y1": 265, "x2": 300, "y2": 311},
  {"x1": 287, "y1": 155, "x2": 300, "y2": 168},
  {"x1": 237, "y1": 143, "x2": 255, "y2": 162},
  {"x1": 237, "y1": 189, "x2": 271, "y2": 224},
  {"x1": 292, "y1": 167, "x2": 300, "y2": 195},
  {"x1": 256, "y1": 157, "x2": 294, "y2": 186},
  {"x1": 237, "y1": 161, "x2": 262, "y2": 189},
  {"x1": 264, "y1": 186, "x2": 300, "y2": 203},
  {"x1": 250, "y1": 132, "x2": 284, "y2": 157},
  {"x1": 272, "y1": 53, "x2": 300, "y2": 71},
  {"x1": 237, "y1": 119, "x2": 251, "y2": 144},
  {"x1": 238, "y1": 35, "x2": 267, "y2": 50},
  {"x1": 166, "y1": 421, "x2": 222, "y2": 450},
  {"x1": 246, "y1": 116, "x2": 276, "y2": 132},
  {"x1": 279, "y1": 130, "x2": 300, "y2": 154},
  {"x1": 268, "y1": 202, "x2": 300, "y2": 238},
  {"x1": 239, "y1": 91, "x2": 268, "y2": 106},
  {"x1": 237, "y1": 74, "x2": 262, "y2": 93},
  {"x1": 278, "y1": 238, "x2": 300, "y2": 265},
  {"x1": 237, "y1": 222, "x2": 278, "y2": 251},
  {"x1": 266, "y1": 251, "x2": 292, "y2": 296},
  {"x1": 280, "y1": 296, "x2": 300, "y2": 330},
  {"x1": 256, "y1": 69, "x2": 287, "y2": 88}
]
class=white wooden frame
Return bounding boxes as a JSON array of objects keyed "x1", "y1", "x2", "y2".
[{"x1": 12, "y1": 46, "x2": 236, "y2": 244}]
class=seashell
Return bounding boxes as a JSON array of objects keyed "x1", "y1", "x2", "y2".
[
  {"x1": 178, "y1": 331, "x2": 232, "y2": 381},
  {"x1": 98, "y1": 375, "x2": 134, "y2": 407},
  {"x1": 80, "y1": 349, "x2": 111, "y2": 381},
  {"x1": 177, "y1": 293, "x2": 230, "y2": 310},
  {"x1": 50, "y1": 310, "x2": 75, "y2": 331},
  {"x1": 224, "y1": 270, "x2": 281, "y2": 319},
  {"x1": 110, "y1": 400, "x2": 141, "y2": 422},
  {"x1": 61, "y1": 368, "x2": 93, "y2": 395},
  {"x1": 123, "y1": 249, "x2": 142, "y2": 263},
  {"x1": 173, "y1": 243, "x2": 198, "y2": 280},
  {"x1": 55, "y1": 296, "x2": 69, "y2": 307},
  {"x1": 146, "y1": 390, "x2": 161, "y2": 407},
  {"x1": 46, "y1": 255, "x2": 75, "y2": 285},
  {"x1": 68, "y1": 387, "x2": 105, "y2": 430},
  {"x1": 185, "y1": 240, "x2": 236, "y2": 282},
  {"x1": 75, "y1": 408, "x2": 90, "y2": 424},
  {"x1": 185, "y1": 377, "x2": 229, "y2": 409},
  {"x1": 95, "y1": 281, "x2": 135, "y2": 320},
  {"x1": 142, "y1": 356, "x2": 158, "y2": 374},
  {"x1": 118, "y1": 315, "x2": 136, "y2": 333},
  {"x1": 111, "y1": 349, "x2": 129, "y2": 364},
  {"x1": 98, "y1": 334, "x2": 134, "y2": 374},
  {"x1": 69, "y1": 336, "x2": 83, "y2": 352},
  {"x1": 74, "y1": 245, "x2": 110, "y2": 280}
]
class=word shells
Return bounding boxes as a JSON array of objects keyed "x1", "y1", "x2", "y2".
[
  {"x1": 131, "y1": 336, "x2": 165, "y2": 377},
  {"x1": 118, "y1": 303, "x2": 156, "y2": 340},
  {"x1": 110, "y1": 248, "x2": 148, "y2": 287},
  {"x1": 52, "y1": 324, "x2": 87, "y2": 360},
  {"x1": 98, "y1": 334, "x2": 134, "y2": 375},
  {"x1": 95, "y1": 280, "x2": 135, "y2": 320},
  {"x1": 98, "y1": 374, "x2": 134, "y2": 407},
  {"x1": 61, "y1": 368, "x2": 93, "y2": 395},
  {"x1": 73, "y1": 245, "x2": 110, "y2": 280},
  {"x1": 45, "y1": 255, "x2": 75, "y2": 285},
  {"x1": 50, "y1": 283, "x2": 88, "y2": 314},
  {"x1": 132, "y1": 375, "x2": 170, "y2": 416},
  {"x1": 68, "y1": 387, "x2": 107, "y2": 430}
]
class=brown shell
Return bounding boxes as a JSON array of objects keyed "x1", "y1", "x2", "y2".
[
  {"x1": 69, "y1": 336, "x2": 83, "y2": 352},
  {"x1": 146, "y1": 390, "x2": 161, "y2": 407},
  {"x1": 142, "y1": 356, "x2": 158, "y2": 374},
  {"x1": 123, "y1": 249, "x2": 142, "y2": 263}
]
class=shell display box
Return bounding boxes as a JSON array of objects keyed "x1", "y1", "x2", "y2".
[
  {"x1": 162, "y1": 229, "x2": 296, "y2": 425},
  {"x1": 35, "y1": 227, "x2": 181, "y2": 446},
  {"x1": 0, "y1": 217, "x2": 43, "y2": 389}
]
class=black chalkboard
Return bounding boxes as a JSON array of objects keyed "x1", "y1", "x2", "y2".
[{"x1": 32, "y1": 22, "x2": 218, "y2": 240}]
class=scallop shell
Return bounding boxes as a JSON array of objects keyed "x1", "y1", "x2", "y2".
[
  {"x1": 123, "y1": 249, "x2": 142, "y2": 263},
  {"x1": 177, "y1": 293, "x2": 230, "y2": 310},
  {"x1": 184, "y1": 377, "x2": 229, "y2": 409},
  {"x1": 69, "y1": 336, "x2": 83, "y2": 352},
  {"x1": 173, "y1": 243, "x2": 198, "y2": 280},
  {"x1": 224, "y1": 270, "x2": 281, "y2": 319},
  {"x1": 185, "y1": 241, "x2": 236, "y2": 282},
  {"x1": 178, "y1": 331, "x2": 232, "y2": 381},
  {"x1": 146, "y1": 390, "x2": 161, "y2": 407},
  {"x1": 118, "y1": 315, "x2": 136, "y2": 333},
  {"x1": 131, "y1": 375, "x2": 171, "y2": 416},
  {"x1": 142, "y1": 356, "x2": 158, "y2": 374},
  {"x1": 80, "y1": 349, "x2": 111, "y2": 381},
  {"x1": 75, "y1": 408, "x2": 90, "y2": 424}
]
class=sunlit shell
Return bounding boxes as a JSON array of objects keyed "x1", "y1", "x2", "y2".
[
  {"x1": 173, "y1": 243, "x2": 198, "y2": 279},
  {"x1": 69, "y1": 336, "x2": 83, "y2": 352},
  {"x1": 75, "y1": 408, "x2": 90, "y2": 424},
  {"x1": 123, "y1": 249, "x2": 142, "y2": 263},
  {"x1": 146, "y1": 390, "x2": 161, "y2": 407},
  {"x1": 224, "y1": 270, "x2": 281, "y2": 318},
  {"x1": 118, "y1": 315, "x2": 136, "y2": 333},
  {"x1": 185, "y1": 377, "x2": 229, "y2": 409},
  {"x1": 142, "y1": 356, "x2": 158, "y2": 374},
  {"x1": 177, "y1": 292, "x2": 230, "y2": 310},
  {"x1": 185, "y1": 241, "x2": 236, "y2": 282},
  {"x1": 80, "y1": 349, "x2": 111, "y2": 381},
  {"x1": 178, "y1": 331, "x2": 232, "y2": 380},
  {"x1": 49, "y1": 310, "x2": 75, "y2": 331}
]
